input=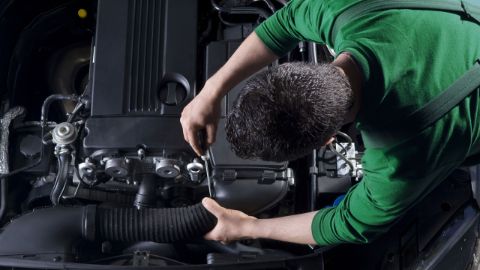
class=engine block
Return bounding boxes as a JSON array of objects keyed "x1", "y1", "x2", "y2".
[{"x1": 84, "y1": 0, "x2": 198, "y2": 154}]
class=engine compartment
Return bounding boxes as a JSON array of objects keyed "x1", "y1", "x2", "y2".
[
  {"x1": 0, "y1": 0, "x2": 314, "y2": 266},
  {"x1": 0, "y1": 0, "x2": 477, "y2": 269}
]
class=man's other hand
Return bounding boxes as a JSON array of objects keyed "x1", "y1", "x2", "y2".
[{"x1": 202, "y1": 197, "x2": 257, "y2": 243}]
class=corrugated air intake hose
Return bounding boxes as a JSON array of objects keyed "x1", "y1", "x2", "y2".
[
  {"x1": 0, "y1": 203, "x2": 217, "y2": 256},
  {"x1": 94, "y1": 203, "x2": 217, "y2": 242}
]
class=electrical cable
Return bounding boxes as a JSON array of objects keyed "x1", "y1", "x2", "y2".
[
  {"x1": 210, "y1": 0, "x2": 271, "y2": 18},
  {"x1": 259, "y1": 0, "x2": 276, "y2": 13},
  {"x1": 273, "y1": 0, "x2": 287, "y2": 6},
  {"x1": 328, "y1": 143, "x2": 354, "y2": 173},
  {"x1": 217, "y1": 12, "x2": 240, "y2": 26},
  {"x1": 335, "y1": 131, "x2": 353, "y2": 146},
  {"x1": 67, "y1": 102, "x2": 85, "y2": 123}
]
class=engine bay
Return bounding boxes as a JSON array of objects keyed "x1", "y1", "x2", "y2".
[
  {"x1": 0, "y1": 0, "x2": 477, "y2": 269},
  {"x1": 0, "y1": 0, "x2": 339, "y2": 266}
]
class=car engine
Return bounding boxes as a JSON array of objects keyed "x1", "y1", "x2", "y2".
[
  {"x1": 0, "y1": 0, "x2": 329, "y2": 267},
  {"x1": 0, "y1": 0, "x2": 477, "y2": 269}
]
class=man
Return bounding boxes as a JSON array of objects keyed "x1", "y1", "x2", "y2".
[{"x1": 180, "y1": 0, "x2": 480, "y2": 246}]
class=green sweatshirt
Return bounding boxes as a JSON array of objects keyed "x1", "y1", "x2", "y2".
[{"x1": 255, "y1": 0, "x2": 480, "y2": 245}]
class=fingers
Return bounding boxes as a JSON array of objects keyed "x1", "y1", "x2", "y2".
[
  {"x1": 202, "y1": 197, "x2": 226, "y2": 241},
  {"x1": 180, "y1": 118, "x2": 189, "y2": 143},
  {"x1": 181, "y1": 110, "x2": 205, "y2": 156},
  {"x1": 204, "y1": 231, "x2": 217, "y2": 241},
  {"x1": 180, "y1": 107, "x2": 191, "y2": 144},
  {"x1": 188, "y1": 130, "x2": 203, "y2": 156},
  {"x1": 206, "y1": 124, "x2": 217, "y2": 145},
  {"x1": 182, "y1": 121, "x2": 203, "y2": 156},
  {"x1": 202, "y1": 197, "x2": 225, "y2": 217},
  {"x1": 179, "y1": 95, "x2": 220, "y2": 156}
]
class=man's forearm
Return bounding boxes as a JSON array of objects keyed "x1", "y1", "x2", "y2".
[
  {"x1": 206, "y1": 32, "x2": 278, "y2": 99},
  {"x1": 247, "y1": 211, "x2": 319, "y2": 245}
]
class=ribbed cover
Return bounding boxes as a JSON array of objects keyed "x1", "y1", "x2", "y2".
[
  {"x1": 124, "y1": 0, "x2": 165, "y2": 113},
  {"x1": 96, "y1": 204, "x2": 217, "y2": 243}
]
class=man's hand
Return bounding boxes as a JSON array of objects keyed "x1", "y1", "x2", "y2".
[
  {"x1": 202, "y1": 197, "x2": 319, "y2": 245},
  {"x1": 180, "y1": 32, "x2": 278, "y2": 156},
  {"x1": 202, "y1": 197, "x2": 257, "y2": 243},
  {"x1": 180, "y1": 91, "x2": 221, "y2": 156}
]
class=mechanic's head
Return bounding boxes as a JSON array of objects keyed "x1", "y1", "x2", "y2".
[{"x1": 226, "y1": 62, "x2": 353, "y2": 162}]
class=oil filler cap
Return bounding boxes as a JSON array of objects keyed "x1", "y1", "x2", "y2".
[{"x1": 157, "y1": 73, "x2": 190, "y2": 106}]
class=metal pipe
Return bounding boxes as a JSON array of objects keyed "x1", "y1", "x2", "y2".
[
  {"x1": 50, "y1": 152, "x2": 72, "y2": 205},
  {"x1": 309, "y1": 150, "x2": 318, "y2": 211},
  {"x1": 308, "y1": 42, "x2": 320, "y2": 211},
  {"x1": 0, "y1": 175, "x2": 7, "y2": 222}
]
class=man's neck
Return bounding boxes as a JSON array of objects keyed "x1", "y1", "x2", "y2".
[{"x1": 332, "y1": 53, "x2": 364, "y2": 124}]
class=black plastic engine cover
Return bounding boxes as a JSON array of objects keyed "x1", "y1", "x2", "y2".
[
  {"x1": 205, "y1": 39, "x2": 289, "y2": 213},
  {"x1": 84, "y1": 0, "x2": 198, "y2": 153},
  {"x1": 205, "y1": 40, "x2": 287, "y2": 170}
]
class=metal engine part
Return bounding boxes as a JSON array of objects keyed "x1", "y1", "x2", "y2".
[
  {"x1": 77, "y1": 0, "x2": 291, "y2": 215},
  {"x1": 154, "y1": 158, "x2": 181, "y2": 178},
  {"x1": 186, "y1": 158, "x2": 204, "y2": 182},
  {"x1": 52, "y1": 122, "x2": 77, "y2": 146},
  {"x1": 83, "y1": 0, "x2": 199, "y2": 155},
  {"x1": 104, "y1": 158, "x2": 130, "y2": 178},
  {"x1": 78, "y1": 158, "x2": 96, "y2": 177}
]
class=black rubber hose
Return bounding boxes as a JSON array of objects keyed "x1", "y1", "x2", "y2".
[
  {"x1": 50, "y1": 153, "x2": 71, "y2": 205},
  {"x1": 95, "y1": 203, "x2": 217, "y2": 243},
  {"x1": 133, "y1": 174, "x2": 159, "y2": 209},
  {"x1": 0, "y1": 204, "x2": 218, "y2": 256},
  {"x1": 0, "y1": 176, "x2": 7, "y2": 222}
]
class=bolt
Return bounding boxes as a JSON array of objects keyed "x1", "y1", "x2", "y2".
[
  {"x1": 58, "y1": 125, "x2": 70, "y2": 136},
  {"x1": 137, "y1": 148, "x2": 146, "y2": 160}
]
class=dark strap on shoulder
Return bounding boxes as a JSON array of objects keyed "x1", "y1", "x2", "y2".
[
  {"x1": 401, "y1": 60, "x2": 480, "y2": 131},
  {"x1": 361, "y1": 60, "x2": 480, "y2": 148},
  {"x1": 330, "y1": 0, "x2": 480, "y2": 44},
  {"x1": 330, "y1": 0, "x2": 480, "y2": 148}
]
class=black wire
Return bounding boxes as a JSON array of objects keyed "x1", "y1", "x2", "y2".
[
  {"x1": 262, "y1": 0, "x2": 276, "y2": 13},
  {"x1": 328, "y1": 143, "x2": 354, "y2": 173},
  {"x1": 337, "y1": 142, "x2": 349, "y2": 155},
  {"x1": 67, "y1": 102, "x2": 85, "y2": 123},
  {"x1": 218, "y1": 12, "x2": 240, "y2": 26},
  {"x1": 40, "y1": 94, "x2": 79, "y2": 126},
  {"x1": 210, "y1": 0, "x2": 224, "y2": 12},
  {"x1": 274, "y1": 0, "x2": 287, "y2": 6},
  {"x1": 210, "y1": 0, "x2": 271, "y2": 18},
  {"x1": 336, "y1": 131, "x2": 353, "y2": 147}
]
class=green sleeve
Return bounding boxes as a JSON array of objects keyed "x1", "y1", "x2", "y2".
[
  {"x1": 311, "y1": 135, "x2": 464, "y2": 245},
  {"x1": 311, "y1": 148, "x2": 398, "y2": 245},
  {"x1": 255, "y1": 0, "x2": 326, "y2": 56}
]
